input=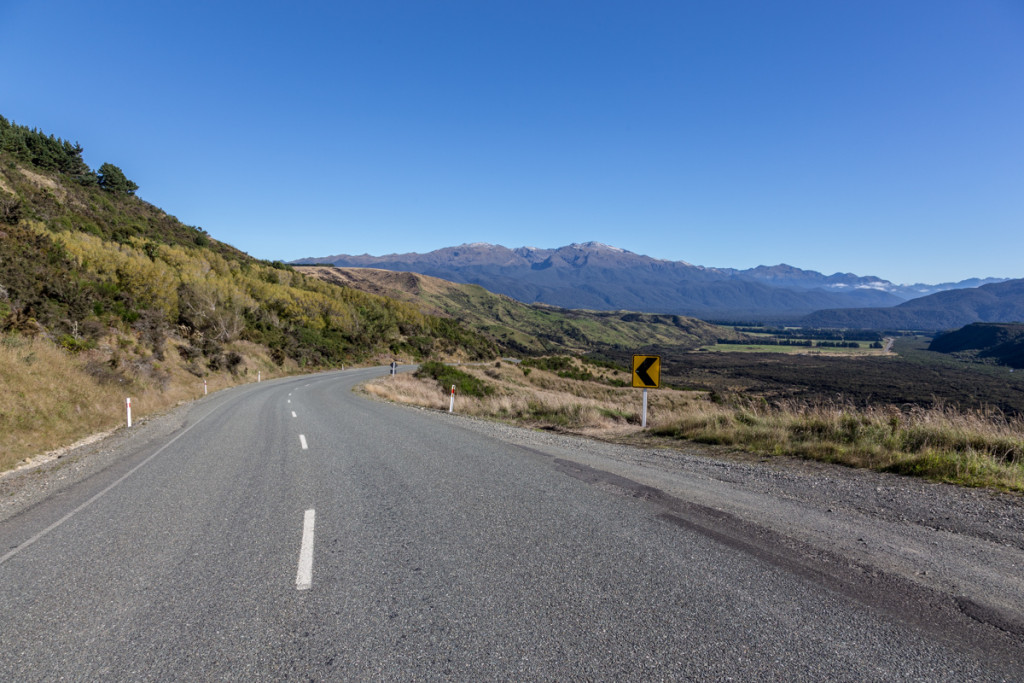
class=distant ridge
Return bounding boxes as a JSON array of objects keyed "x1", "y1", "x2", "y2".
[
  {"x1": 294, "y1": 242, "x2": 1004, "y2": 320},
  {"x1": 929, "y1": 323, "x2": 1024, "y2": 368},
  {"x1": 801, "y1": 279, "x2": 1024, "y2": 330}
]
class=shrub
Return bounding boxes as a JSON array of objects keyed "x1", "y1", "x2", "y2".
[
  {"x1": 56, "y1": 333, "x2": 95, "y2": 353},
  {"x1": 521, "y1": 355, "x2": 595, "y2": 381},
  {"x1": 415, "y1": 361, "x2": 493, "y2": 398},
  {"x1": 226, "y1": 351, "x2": 244, "y2": 374}
]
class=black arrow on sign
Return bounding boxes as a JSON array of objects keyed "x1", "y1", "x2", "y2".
[{"x1": 635, "y1": 357, "x2": 658, "y2": 387}]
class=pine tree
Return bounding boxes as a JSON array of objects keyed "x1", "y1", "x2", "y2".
[
  {"x1": 63, "y1": 142, "x2": 97, "y2": 185},
  {"x1": 97, "y1": 162, "x2": 139, "y2": 195}
]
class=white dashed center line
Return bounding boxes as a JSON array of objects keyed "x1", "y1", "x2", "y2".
[
  {"x1": 291, "y1": 411, "x2": 297, "y2": 418},
  {"x1": 296, "y1": 509, "x2": 315, "y2": 590},
  {"x1": 299, "y1": 434, "x2": 308, "y2": 450}
]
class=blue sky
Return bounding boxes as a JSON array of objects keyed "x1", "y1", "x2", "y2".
[{"x1": 2, "y1": 1, "x2": 1022, "y2": 284}]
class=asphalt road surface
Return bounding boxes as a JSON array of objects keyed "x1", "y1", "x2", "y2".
[{"x1": 1, "y1": 367, "x2": 1021, "y2": 680}]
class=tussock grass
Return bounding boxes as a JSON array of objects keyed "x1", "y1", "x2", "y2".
[
  {"x1": 653, "y1": 400, "x2": 1024, "y2": 491},
  {"x1": 367, "y1": 359, "x2": 1024, "y2": 492},
  {"x1": 1, "y1": 335, "x2": 124, "y2": 471},
  {"x1": 0, "y1": 333, "x2": 291, "y2": 473}
]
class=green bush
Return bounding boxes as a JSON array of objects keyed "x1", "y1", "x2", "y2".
[
  {"x1": 521, "y1": 355, "x2": 595, "y2": 381},
  {"x1": 56, "y1": 333, "x2": 95, "y2": 353},
  {"x1": 415, "y1": 361, "x2": 493, "y2": 398}
]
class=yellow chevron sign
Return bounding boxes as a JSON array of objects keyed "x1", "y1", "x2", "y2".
[{"x1": 632, "y1": 355, "x2": 661, "y2": 388}]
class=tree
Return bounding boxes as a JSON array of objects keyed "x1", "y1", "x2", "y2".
[
  {"x1": 63, "y1": 142, "x2": 97, "y2": 185},
  {"x1": 97, "y1": 162, "x2": 139, "y2": 195}
]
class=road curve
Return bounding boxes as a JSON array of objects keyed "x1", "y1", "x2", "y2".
[{"x1": 0, "y1": 367, "x2": 1020, "y2": 680}]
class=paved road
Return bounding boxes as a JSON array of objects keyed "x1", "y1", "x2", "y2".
[{"x1": 0, "y1": 367, "x2": 1020, "y2": 680}]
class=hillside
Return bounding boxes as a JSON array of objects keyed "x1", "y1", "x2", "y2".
[
  {"x1": 929, "y1": 323, "x2": 1024, "y2": 369},
  {"x1": 0, "y1": 117, "x2": 496, "y2": 469},
  {"x1": 294, "y1": 242, "x2": 908, "y2": 318},
  {"x1": 802, "y1": 279, "x2": 1024, "y2": 331},
  {"x1": 298, "y1": 266, "x2": 739, "y2": 354}
]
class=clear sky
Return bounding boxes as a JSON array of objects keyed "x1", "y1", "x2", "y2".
[{"x1": 2, "y1": 1, "x2": 1022, "y2": 285}]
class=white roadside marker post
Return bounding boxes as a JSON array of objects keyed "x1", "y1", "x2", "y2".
[
  {"x1": 449, "y1": 384, "x2": 456, "y2": 413},
  {"x1": 258, "y1": 371, "x2": 261, "y2": 383},
  {"x1": 126, "y1": 397, "x2": 132, "y2": 428},
  {"x1": 204, "y1": 379, "x2": 208, "y2": 396}
]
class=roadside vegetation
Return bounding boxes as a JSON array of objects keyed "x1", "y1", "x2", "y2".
[
  {"x1": 0, "y1": 332, "x2": 283, "y2": 472},
  {"x1": 367, "y1": 356, "x2": 1024, "y2": 492}
]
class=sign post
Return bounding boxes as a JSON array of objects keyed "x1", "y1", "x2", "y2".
[{"x1": 632, "y1": 355, "x2": 661, "y2": 428}]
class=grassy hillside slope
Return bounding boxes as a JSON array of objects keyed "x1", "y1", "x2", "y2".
[
  {"x1": 298, "y1": 266, "x2": 740, "y2": 355},
  {"x1": 0, "y1": 119, "x2": 497, "y2": 470}
]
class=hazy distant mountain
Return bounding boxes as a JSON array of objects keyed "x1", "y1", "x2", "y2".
[
  {"x1": 294, "y1": 242, "x2": 1001, "y2": 319},
  {"x1": 801, "y1": 279, "x2": 1024, "y2": 330},
  {"x1": 728, "y1": 265, "x2": 1006, "y2": 299}
]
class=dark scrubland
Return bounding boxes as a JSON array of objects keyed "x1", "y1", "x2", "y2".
[
  {"x1": 929, "y1": 322, "x2": 1024, "y2": 369},
  {"x1": 595, "y1": 338, "x2": 1024, "y2": 417}
]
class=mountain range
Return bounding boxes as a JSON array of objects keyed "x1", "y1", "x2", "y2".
[
  {"x1": 294, "y1": 242, "x2": 1008, "y2": 323},
  {"x1": 802, "y1": 279, "x2": 1024, "y2": 331}
]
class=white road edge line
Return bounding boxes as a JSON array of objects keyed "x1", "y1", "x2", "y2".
[
  {"x1": 296, "y1": 508, "x2": 315, "y2": 590},
  {"x1": 299, "y1": 434, "x2": 308, "y2": 450},
  {"x1": 0, "y1": 413, "x2": 209, "y2": 566}
]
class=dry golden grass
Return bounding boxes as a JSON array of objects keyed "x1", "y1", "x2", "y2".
[
  {"x1": 366, "y1": 359, "x2": 1024, "y2": 492},
  {"x1": 367, "y1": 361, "x2": 697, "y2": 436},
  {"x1": 0, "y1": 334, "x2": 295, "y2": 473},
  {"x1": 1, "y1": 336, "x2": 124, "y2": 470}
]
